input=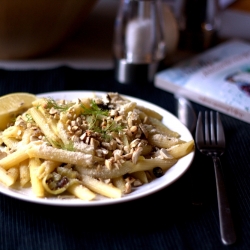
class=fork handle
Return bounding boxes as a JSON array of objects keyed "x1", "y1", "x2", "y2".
[{"x1": 213, "y1": 156, "x2": 237, "y2": 245}]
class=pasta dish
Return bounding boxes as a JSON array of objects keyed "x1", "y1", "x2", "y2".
[{"x1": 0, "y1": 92, "x2": 194, "y2": 201}]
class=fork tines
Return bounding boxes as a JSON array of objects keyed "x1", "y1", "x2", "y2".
[{"x1": 196, "y1": 111, "x2": 225, "y2": 148}]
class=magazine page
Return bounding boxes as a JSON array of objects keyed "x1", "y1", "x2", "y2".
[
  {"x1": 185, "y1": 51, "x2": 250, "y2": 118},
  {"x1": 156, "y1": 39, "x2": 250, "y2": 87},
  {"x1": 155, "y1": 39, "x2": 250, "y2": 122}
]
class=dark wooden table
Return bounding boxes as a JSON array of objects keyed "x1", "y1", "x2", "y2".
[{"x1": 0, "y1": 67, "x2": 249, "y2": 250}]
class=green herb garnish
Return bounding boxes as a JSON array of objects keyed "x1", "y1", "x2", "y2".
[
  {"x1": 49, "y1": 137, "x2": 74, "y2": 151},
  {"x1": 44, "y1": 98, "x2": 71, "y2": 112},
  {"x1": 61, "y1": 142, "x2": 75, "y2": 151},
  {"x1": 81, "y1": 100, "x2": 109, "y2": 117},
  {"x1": 81, "y1": 100, "x2": 123, "y2": 141},
  {"x1": 25, "y1": 113, "x2": 34, "y2": 123}
]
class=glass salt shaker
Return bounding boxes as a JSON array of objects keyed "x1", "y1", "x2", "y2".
[{"x1": 113, "y1": 0, "x2": 166, "y2": 84}]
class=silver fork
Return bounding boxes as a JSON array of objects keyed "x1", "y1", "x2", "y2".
[{"x1": 195, "y1": 111, "x2": 236, "y2": 245}]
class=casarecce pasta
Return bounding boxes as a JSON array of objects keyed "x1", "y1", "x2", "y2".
[{"x1": 0, "y1": 92, "x2": 194, "y2": 200}]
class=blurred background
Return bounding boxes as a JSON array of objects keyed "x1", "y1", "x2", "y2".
[{"x1": 0, "y1": 0, "x2": 249, "y2": 70}]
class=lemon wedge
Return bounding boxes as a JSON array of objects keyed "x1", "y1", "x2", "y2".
[{"x1": 0, "y1": 92, "x2": 37, "y2": 130}]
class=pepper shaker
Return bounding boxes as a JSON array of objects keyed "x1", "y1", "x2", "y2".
[
  {"x1": 113, "y1": 0, "x2": 166, "y2": 84},
  {"x1": 177, "y1": 0, "x2": 221, "y2": 52}
]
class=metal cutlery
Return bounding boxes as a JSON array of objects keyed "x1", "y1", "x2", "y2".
[
  {"x1": 195, "y1": 111, "x2": 236, "y2": 245},
  {"x1": 175, "y1": 95, "x2": 197, "y2": 133},
  {"x1": 175, "y1": 96, "x2": 204, "y2": 207}
]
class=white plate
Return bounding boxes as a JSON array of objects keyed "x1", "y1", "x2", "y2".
[{"x1": 0, "y1": 91, "x2": 195, "y2": 206}]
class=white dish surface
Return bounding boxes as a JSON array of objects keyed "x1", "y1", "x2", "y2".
[{"x1": 0, "y1": 91, "x2": 195, "y2": 206}]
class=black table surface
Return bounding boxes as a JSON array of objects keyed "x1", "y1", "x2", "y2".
[{"x1": 0, "y1": 67, "x2": 249, "y2": 250}]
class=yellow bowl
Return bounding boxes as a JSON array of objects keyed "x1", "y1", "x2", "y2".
[{"x1": 0, "y1": 0, "x2": 98, "y2": 59}]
